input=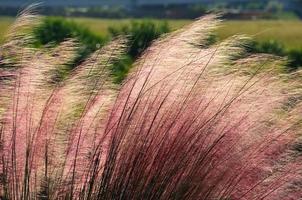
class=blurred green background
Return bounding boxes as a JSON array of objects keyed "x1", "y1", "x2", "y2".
[{"x1": 1, "y1": 0, "x2": 302, "y2": 80}]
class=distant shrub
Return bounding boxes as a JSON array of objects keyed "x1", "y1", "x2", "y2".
[
  {"x1": 109, "y1": 20, "x2": 170, "y2": 58},
  {"x1": 33, "y1": 19, "x2": 170, "y2": 83},
  {"x1": 249, "y1": 40, "x2": 285, "y2": 56},
  {"x1": 108, "y1": 20, "x2": 170, "y2": 83},
  {"x1": 248, "y1": 40, "x2": 302, "y2": 70},
  {"x1": 34, "y1": 17, "x2": 106, "y2": 64},
  {"x1": 110, "y1": 55, "x2": 134, "y2": 83},
  {"x1": 287, "y1": 48, "x2": 302, "y2": 70}
]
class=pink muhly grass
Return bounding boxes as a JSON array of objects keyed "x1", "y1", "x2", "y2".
[{"x1": 0, "y1": 6, "x2": 301, "y2": 200}]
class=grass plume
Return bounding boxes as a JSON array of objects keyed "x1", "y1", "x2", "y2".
[{"x1": 0, "y1": 6, "x2": 301, "y2": 200}]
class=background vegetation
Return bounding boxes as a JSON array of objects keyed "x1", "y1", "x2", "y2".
[
  {"x1": 0, "y1": 0, "x2": 301, "y2": 19},
  {"x1": 1, "y1": 16, "x2": 302, "y2": 78},
  {"x1": 1, "y1": 17, "x2": 302, "y2": 48}
]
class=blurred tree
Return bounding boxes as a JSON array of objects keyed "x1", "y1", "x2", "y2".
[{"x1": 266, "y1": 0, "x2": 283, "y2": 13}]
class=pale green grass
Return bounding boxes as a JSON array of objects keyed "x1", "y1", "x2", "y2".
[
  {"x1": 1, "y1": 16, "x2": 302, "y2": 49},
  {"x1": 217, "y1": 20, "x2": 302, "y2": 49},
  {"x1": 0, "y1": 17, "x2": 14, "y2": 42}
]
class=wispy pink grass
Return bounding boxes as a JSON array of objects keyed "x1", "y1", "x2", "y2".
[{"x1": 0, "y1": 7, "x2": 301, "y2": 200}]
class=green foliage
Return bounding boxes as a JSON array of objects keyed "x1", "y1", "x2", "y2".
[
  {"x1": 111, "y1": 55, "x2": 134, "y2": 84},
  {"x1": 108, "y1": 20, "x2": 170, "y2": 83},
  {"x1": 248, "y1": 40, "x2": 302, "y2": 70},
  {"x1": 287, "y1": 48, "x2": 302, "y2": 70},
  {"x1": 32, "y1": 18, "x2": 171, "y2": 84},
  {"x1": 24, "y1": 17, "x2": 302, "y2": 80},
  {"x1": 34, "y1": 17, "x2": 106, "y2": 64},
  {"x1": 108, "y1": 20, "x2": 170, "y2": 58},
  {"x1": 249, "y1": 40, "x2": 285, "y2": 56}
]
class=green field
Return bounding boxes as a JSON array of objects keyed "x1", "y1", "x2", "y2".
[
  {"x1": 0, "y1": 17, "x2": 14, "y2": 42},
  {"x1": 1, "y1": 17, "x2": 302, "y2": 49},
  {"x1": 218, "y1": 20, "x2": 302, "y2": 49}
]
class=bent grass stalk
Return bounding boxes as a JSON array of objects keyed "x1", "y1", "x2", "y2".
[{"x1": 0, "y1": 6, "x2": 301, "y2": 200}]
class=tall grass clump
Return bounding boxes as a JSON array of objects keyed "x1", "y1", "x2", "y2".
[{"x1": 0, "y1": 6, "x2": 301, "y2": 199}]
